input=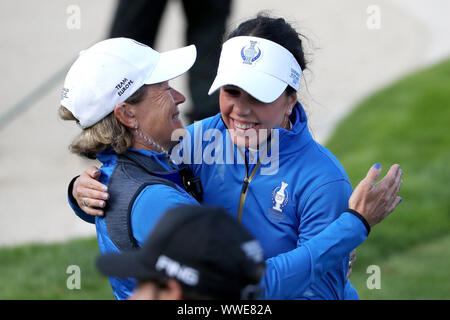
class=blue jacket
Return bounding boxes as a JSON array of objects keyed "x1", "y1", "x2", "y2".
[
  {"x1": 70, "y1": 103, "x2": 366, "y2": 299},
  {"x1": 172, "y1": 102, "x2": 363, "y2": 299},
  {"x1": 70, "y1": 149, "x2": 199, "y2": 299}
]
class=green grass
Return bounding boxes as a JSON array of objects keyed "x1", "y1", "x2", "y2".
[
  {"x1": 0, "y1": 238, "x2": 113, "y2": 299},
  {"x1": 1, "y1": 58, "x2": 449, "y2": 299},
  {"x1": 349, "y1": 235, "x2": 450, "y2": 299},
  {"x1": 326, "y1": 58, "x2": 450, "y2": 299}
]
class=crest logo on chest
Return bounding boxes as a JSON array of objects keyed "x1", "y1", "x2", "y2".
[{"x1": 268, "y1": 181, "x2": 289, "y2": 222}]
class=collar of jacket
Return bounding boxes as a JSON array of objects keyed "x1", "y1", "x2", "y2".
[
  {"x1": 96, "y1": 148, "x2": 170, "y2": 167},
  {"x1": 276, "y1": 101, "x2": 314, "y2": 156}
]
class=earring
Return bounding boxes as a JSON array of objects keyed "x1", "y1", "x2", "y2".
[
  {"x1": 288, "y1": 106, "x2": 294, "y2": 115},
  {"x1": 283, "y1": 115, "x2": 290, "y2": 130}
]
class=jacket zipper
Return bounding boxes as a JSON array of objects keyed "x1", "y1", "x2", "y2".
[
  {"x1": 237, "y1": 164, "x2": 250, "y2": 223},
  {"x1": 236, "y1": 137, "x2": 273, "y2": 223}
]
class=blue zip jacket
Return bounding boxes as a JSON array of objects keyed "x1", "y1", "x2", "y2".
[
  {"x1": 171, "y1": 102, "x2": 362, "y2": 299},
  {"x1": 70, "y1": 103, "x2": 366, "y2": 299}
]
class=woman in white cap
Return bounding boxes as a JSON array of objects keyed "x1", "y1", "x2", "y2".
[
  {"x1": 60, "y1": 38, "x2": 205, "y2": 300},
  {"x1": 69, "y1": 15, "x2": 403, "y2": 300}
]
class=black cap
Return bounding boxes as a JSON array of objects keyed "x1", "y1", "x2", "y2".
[{"x1": 96, "y1": 205, "x2": 266, "y2": 299}]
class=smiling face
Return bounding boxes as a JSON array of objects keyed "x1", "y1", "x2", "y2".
[
  {"x1": 219, "y1": 85, "x2": 296, "y2": 148},
  {"x1": 132, "y1": 82, "x2": 186, "y2": 151}
]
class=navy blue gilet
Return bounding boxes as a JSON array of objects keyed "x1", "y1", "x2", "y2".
[{"x1": 104, "y1": 150, "x2": 199, "y2": 251}]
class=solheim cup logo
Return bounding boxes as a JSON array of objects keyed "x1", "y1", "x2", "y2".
[
  {"x1": 241, "y1": 40, "x2": 262, "y2": 65},
  {"x1": 272, "y1": 182, "x2": 289, "y2": 212}
]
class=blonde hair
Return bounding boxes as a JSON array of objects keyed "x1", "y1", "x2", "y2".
[{"x1": 60, "y1": 85, "x2": 147, "y2": 159}]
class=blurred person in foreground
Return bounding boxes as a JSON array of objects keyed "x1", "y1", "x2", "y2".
[{"x1": 96, "y1": 205, "x2": 265, "y2": 300}]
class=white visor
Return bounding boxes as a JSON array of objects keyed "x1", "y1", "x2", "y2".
[{"x1": 208, "y1": 36, "x2": 302, "y2": 103}]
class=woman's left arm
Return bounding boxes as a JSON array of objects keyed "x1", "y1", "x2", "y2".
[
  {"x1": 298, "y1": 179, "x2": 358, "y2": 299},
  {"x1": 260, "y1": 209, "x2": 367, "y2": 299},
  {"x1": 261, "y1": 179, "x2": 357, "y2": 299}
]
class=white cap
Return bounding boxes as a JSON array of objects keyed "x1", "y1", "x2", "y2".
[
  {"x1": 208, "y1": 36, "x2": 302, "y2": 103},
  {"x1": 61, "y1": 38, "x2": 197, "y2": 128}
]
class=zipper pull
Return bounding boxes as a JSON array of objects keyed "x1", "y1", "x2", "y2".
[{"x1": 241, "y1": 177, "x2": 249, "y2": 194}]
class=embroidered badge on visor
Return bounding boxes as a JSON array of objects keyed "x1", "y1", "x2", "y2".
[{"x1": 241, "y1": 40, "x2": 262, "y2": 65}]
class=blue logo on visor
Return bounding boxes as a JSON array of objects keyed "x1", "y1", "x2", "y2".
[{"x1": 241, "y1": 41, "x2": 262, "y2": 65}]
